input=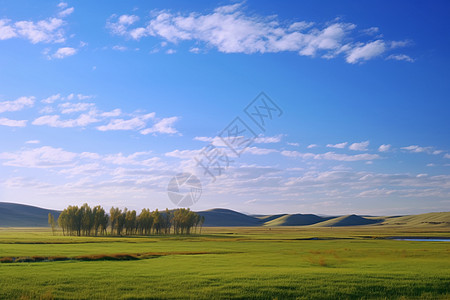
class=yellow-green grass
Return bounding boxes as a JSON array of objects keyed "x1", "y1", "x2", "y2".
[
  {"x1": 309, "y1": 215, "x2": 379, "y2": 227},
  {"x1": 0, "y1": 227, "x2": 449, "y2": 299},
  {"x1": 379, "y1": 212, "x2": 450, "y2": 227}
]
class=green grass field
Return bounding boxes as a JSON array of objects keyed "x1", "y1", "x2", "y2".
[{"x1": 0, "y1": 226, "x2": 449, "y2": 299}]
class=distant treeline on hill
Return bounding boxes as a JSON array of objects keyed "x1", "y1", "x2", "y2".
[{"x1": 51, "y1": 204, "x2": 205, "y2": 236}]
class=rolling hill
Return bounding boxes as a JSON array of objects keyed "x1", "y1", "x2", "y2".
[
  {"x1": 379, "y1": 212, "x2": 450, "y2": 227},
  {"x1": 263, "y1": 214, "x2": 332, "y2": 226},
  {"x1": 255, "y1": 214, "x2": 287, "y2": 223},
  {"x1": 0, "y1": 202, "x2": 60, "y2": 227},
  {"x1": 1, "y1": 202, "x2": 449, "y2": 228},
  {"x1": 197, "y1": 208, "x2": 262, "y2": 226},
  {"x1": 309, "y1": 214, "x2": 382, "y2": 227}
]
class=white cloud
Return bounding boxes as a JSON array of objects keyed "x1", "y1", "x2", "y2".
[
  {"x1": 100, "y1": 109, "x2": 122, "y2": 117},
  {"x1": 287, "y1": 142, "x2": 299, "y2": 147},
  {"x1": 316, "y1": 152, "x2": 380, "y2": 162},
  {"x1": 281, "y1": 150, "x2": 380, "y2": 161},
  {"x1": 244, "y1": 147, "x2": 278, "y2": 155},
  {"x1": 0, "y1": 146, "x2": 78, "y2": 168},
  {"x1": 194, "y1": 136, "x2": 213, "y2": 142},
  {"x1": 165, "y1": 149, "x2": 200, "y2": 159},
  {"x1": 140, "y1": 116, "x2": 179, "y2": 135},
  {"x1": 58, "y1": 7, "x2": 74, "y2": 18},
  {"x1": 26, "y1": 140, "x2": 40, "y2": 144},
  {"x1": 307, "y1": 144, "x2": 318, "y2": 149},
  {"x1": 97, "y1": 113, "x2": 155, "y2": 131},
  {"x1": 401, "y1": 145, "x2": 431, "y2": 153},
  {"x1": 77, "y1": 94, "x2": 93, "y2": 100},
  {"x1": 444, "y1": 154, "x2": 450, "y2": 159},
  {"x1": 361, "y1": 27, "x2": 379, "y2": 35},
  {"x1": 254, "y1": 134, "x2": 283, "y2": 143},
  {"x1": 102, "y1": 152, "x2": 161, "y2": 168},
  {"x1": 33, "y1": 113, "x2": 99, "y2": 128},
  {"x1": 39, "y1": 106, "x2": 54, "y2": 114},
  {"x1": 0, "y1": 96, "x2": 35, "y2": 113},
  {"x1": 326, "y1": 142, "x2": 347, "y2": 149},
  {"x1": 349, "y1": 140, "x2": 369, "y2": 151},
  {"x1": 378, "y1": 144, "x2": 391, "y2": 152},
  {"x1": 390, "y1": 40, "x2": 412, "y2": 49},
  {"x1": 52, "y1": 47, "x2": 77, "y2": 59},
  {"x1": 112, "y1": 45, "x2": 127, "y2": 51},
  {"x1": 107, "y1": 4, "x2": 406, "y2": 63},
  {"x1": 14, "y1": 17, "x2": 66, "y2": 44},
  {"x1": 0, "y1": 118, "x2": 27, "y2": 127},
  {"x1": 106, "y1": 14, "x2": 139, "y2": 36},
  {"x1": 386, "y1": 54, "x2": 415, "y2": 62},
  {"x1": 346, "y1": 40, "x2": 386, "y2": 64},
  {"x1": 41, "y1": 94, "x2": 61, "y2": 104},
  {"x1": 0, "y1": 19, "x2": 17, "y2": 40},
  {"x1": 58, "y1": 2, "x2": 68, "y2": 9},
  {"x1": 59, "y1": 102, "x2": 95, "y2": 114}
]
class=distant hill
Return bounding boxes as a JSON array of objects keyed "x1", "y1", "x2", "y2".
[
  {"x1": 310, "y1": 214, "x2": 381, "y2": 227},
  {"x1": 263, "y1": 214, "x2": 332, "y2": 226},
  {"x1": 197, "y1": 208, "x2": 262, "y2": 226},
  {"x1": 1, "y1": 202, "x2": 449, "y2": 228},
  {"x1": 380, "y1": 212, "x2": 450, "y2": 227},
  {"x1": 0, "y1": 202, "x2": 60, "y2": 227},
  {"x1": 254, "y1": 214, "x2": 287, "y2": 223}
]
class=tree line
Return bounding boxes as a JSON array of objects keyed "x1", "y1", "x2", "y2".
[{"x1": 52, "y1": 203, "x2": 205, "y2": 236}]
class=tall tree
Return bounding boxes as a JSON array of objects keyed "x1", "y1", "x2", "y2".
[{"x1": 48, "y1": 213, "x2": 56, "y2": 235}]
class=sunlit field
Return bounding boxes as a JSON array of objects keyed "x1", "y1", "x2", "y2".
[{"x1": 0, "y1": 227, "x2": 449, "y2": 299}]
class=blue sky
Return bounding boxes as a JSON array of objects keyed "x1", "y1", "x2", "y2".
[{"x1": 0, "y1": 0, "x2": 449, "y2": 215}]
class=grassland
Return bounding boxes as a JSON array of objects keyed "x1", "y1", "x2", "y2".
[{"x1": 0, "y1": 226, "x2": 449, "y2": 299}]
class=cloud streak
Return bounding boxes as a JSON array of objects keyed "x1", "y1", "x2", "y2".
[{"x1": 107, "y1": 3, "x2": 412, "y2": 63}]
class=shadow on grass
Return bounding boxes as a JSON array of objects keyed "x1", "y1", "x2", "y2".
[{"x1": 0, "y1": 250, "x2": 241, "y2": 264}]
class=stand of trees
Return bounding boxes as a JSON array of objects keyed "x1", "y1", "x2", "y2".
[{"x1": 56, "y1": 204, "x2": 204, "y2": 236}]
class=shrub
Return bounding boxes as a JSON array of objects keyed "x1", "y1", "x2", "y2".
[{"x1": 0, "y1": 257, "x2": 14, "y2": 263}]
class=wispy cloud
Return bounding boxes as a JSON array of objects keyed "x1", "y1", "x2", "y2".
[
  {"x1": 386, "y1": 54, "x2": 415, "y2": 62},
  {"x1": 59, "y1": 102, "x2": 95, "y2": 114},
  {"x1": 58, "y1": 7, "x2": 74, "y2": 18},
  {"x1": 140, "y1": 116, "x2": 179, "y2": 135},
  {"x1": 0, "y1": 3, "x2": 71, "y2": 45},
  {"x1": 326, "y1": 142, "x2": 347, "y2": 149},
  {"x1": 0, "y1": 118, "x2": 27, "y2": 127},
  {"x1": 97, "y1": 113, "x2": 155, "y2": 131},
  {"x1": 0, "y1": 96, "x2": 35, "y2": 113},
  {"x1": 254, "y1": 134, "x2": 284, "y2": 144},
  {"x1": 33, "y1": 113, "x2": 100, "y2": 128},
  {"x1": 0, "y1": 146, "x2": 78, "y2": 168},
  {"x1": 349, "y1": 140, "x2": 369, "y2": 151},
  {"x1": 51, "y1": 47, "x2": 77, "y2": 59},
  {"x1": 401, "y1": 145, "x2": 432, "y2": 153},
  {"x1": 25, "y1": 140, "x2": 40, "y2": 144},
  {"x1": 107, "y1": 3, "x2": 412, "y2": 63},
  {"x1": 346, "y1": 40, "x2": 385, "y2": 64},
  {"x1": 281, "y1": 150, "x2": 380, "y2": 161},
  {"x1": 378, "y1": 144, "x2": 391, "y2": 152}
]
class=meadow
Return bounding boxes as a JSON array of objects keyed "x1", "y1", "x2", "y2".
[{"x1": 0, "y1": 226, "x2": 449, "y2": 299}]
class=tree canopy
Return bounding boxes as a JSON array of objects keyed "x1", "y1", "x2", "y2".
[{"x1": 56, "y1": 204, "x2": 203, "y2": 236}]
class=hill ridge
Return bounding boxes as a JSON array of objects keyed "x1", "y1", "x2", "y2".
[{"x1": 1, "y1": 202, "x2": 449, "y2": 228}]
